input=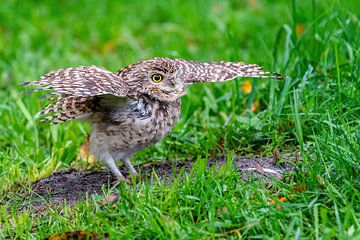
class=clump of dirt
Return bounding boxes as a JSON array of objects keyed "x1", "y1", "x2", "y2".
[
  {"x1": 23, "y1": 157, "x2": 293, "y2": 213},
  {"x1": 29, "y1": 170, "x2": 116, "y2": 211}
]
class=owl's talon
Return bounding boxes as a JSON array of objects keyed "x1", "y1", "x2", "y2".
[
  {"x1": 111, "y1": 177, "x2": 130, "y2": 187},
  {"x1": 123, "y1": 158, "x2": 138, "y2": 176}
]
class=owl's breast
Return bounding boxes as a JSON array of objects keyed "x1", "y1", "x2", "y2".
[
  {"x1": 130, "y1": 98, "x2": 181, "y2": 146},
  {"x1": 92, "y1": 98, "x2": 181, "y2": 155},
  {"x1": 147, "y1": 98, "x2": 181, "y2": 142}
]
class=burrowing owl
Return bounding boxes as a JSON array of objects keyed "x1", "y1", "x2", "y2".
[{"x1": 23, "y1": 57, "x2": 282, "y2": 180}]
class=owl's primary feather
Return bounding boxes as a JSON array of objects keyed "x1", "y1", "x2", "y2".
[
  {"x1": 22, "y1": 66, "x2": 128, "y2": 123},
  {"x1": 23, "y1": 65, "x2": 127, "y2": 97},
  {"x1": 23, "y1": 57, "x2": 282, "y2": 180}
]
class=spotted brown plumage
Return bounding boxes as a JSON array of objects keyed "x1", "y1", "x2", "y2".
[{"x1": 22, "y1": 57, "x2": 282, "y2": 180}]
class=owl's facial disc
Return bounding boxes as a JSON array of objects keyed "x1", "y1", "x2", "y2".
[{"x1": 143, "y1": 71, "x2": 187, "y2": 102}]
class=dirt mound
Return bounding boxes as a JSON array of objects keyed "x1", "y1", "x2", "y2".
[{"x1": 23, "y1": 157, "x2": 292, "y2": 213}]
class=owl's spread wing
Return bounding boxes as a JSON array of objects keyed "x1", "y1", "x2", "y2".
[
  {"x1": 181, "y1": 60, "x2": 283, "y2": 84},
  {"x1": 23, "y1": 66, "x2": 127, "y2": 97},
  {"x1": 22, "y1": 66, "x2": 129, "y2": 124}
]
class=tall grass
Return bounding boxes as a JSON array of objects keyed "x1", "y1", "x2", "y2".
[{"x1": 0, "y1": 0, "x2": 359, "y2": 238}]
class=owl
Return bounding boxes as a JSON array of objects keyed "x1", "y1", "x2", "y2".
[{"x1": 22, "y1": 57, "x2": 282, "y2": 181}]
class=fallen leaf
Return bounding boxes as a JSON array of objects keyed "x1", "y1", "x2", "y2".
[
  {"x1": 241, "y1": 80, "x2": 252, "y2": 93},
  {"x1": 101, "y1": 194, "x2": 119, "y2": 206},
  {"x1": 250, "y1": 101, "x2": 259, "y2": 112},
  {"x1": 46, "y1": 230, "x2": 109, "y2": 240},
  {"x1": 77, "y1": 135, "x2": 96, "y2": 164},
  {"x1": 317, "y1": 175, "x2": 325, "y2": 185},
  {"x1": 269, "y1": 197, "x2": 287, "y2": 207},
  {"x1": 295, "y1": 23, "x2": 305, "y2": 36},
  {"x1": 293, "y1": 183, "x2": 308, "y2": 192}
]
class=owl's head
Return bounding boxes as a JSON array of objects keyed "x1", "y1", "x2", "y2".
[{"x1": 118, "y1": 58, "x2": 188, "y2": 102}]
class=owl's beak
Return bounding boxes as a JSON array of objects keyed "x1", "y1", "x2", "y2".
[{"x1": 175, "y1": 85, "x2": 187, "y2": 97}]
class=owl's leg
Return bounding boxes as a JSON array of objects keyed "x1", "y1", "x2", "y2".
[
  {"x1": 103, "y1": 152, "x2": 126, "y2": 180},
  {"x1": 122, "y1": 158, "x2": 138, "y2": 176}
]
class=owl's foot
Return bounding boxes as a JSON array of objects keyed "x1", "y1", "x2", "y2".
[
  {"x1": 103, "y1": 153, "x2": 139, "y2": 182},
  {"x1": 111, "y1": 164, "x2": 138, "y2": 186},
  {"x1": 122, "y1": 158, "x2": 139, "y2": 176},
  {"x1": 102, "y1": 153, "x2": 128, "y2": 181},
  {"x1": 112, "y1": 176, "x2": 131, "y2": 185}
]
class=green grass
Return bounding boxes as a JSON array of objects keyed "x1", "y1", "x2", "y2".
[{"x1": 1, "y1": 0, "x2": 359, "y2": 238}]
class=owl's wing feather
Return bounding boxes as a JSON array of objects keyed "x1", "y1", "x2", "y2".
[
  {"x1": 22, "y1": 66, "x2": 127, "y2": 97},
  {"x1": 22, "y1": 66, "x2": 129, "y2": 124},
  {"x1": 183, "y1": 60, "x2": 283, "y2": 84}
]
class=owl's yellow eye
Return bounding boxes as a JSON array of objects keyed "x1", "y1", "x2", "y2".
[{"x1": 151, "y1": 74, "x2": 163, "y2": 83}]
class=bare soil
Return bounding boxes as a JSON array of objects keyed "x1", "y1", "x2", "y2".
[{"x1": 24, "y1": 157, "x2": 293, "y2": 213}]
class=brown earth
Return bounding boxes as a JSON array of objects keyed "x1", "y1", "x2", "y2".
[{"x1": 23, "y1": 157, "x2": 293, "y2": 213}]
